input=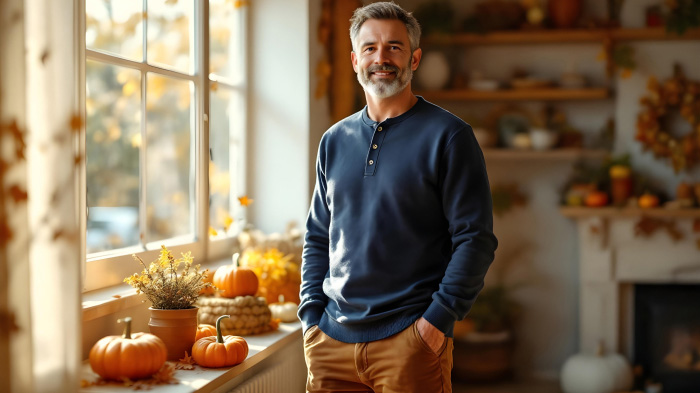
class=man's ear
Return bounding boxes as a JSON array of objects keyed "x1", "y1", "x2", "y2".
[
  {"x1": 351, "y1": 51, "x2": 359, "y2": 73},
  {"x1": 411, "y1": 48, "x2": 422, "y2": 71}
]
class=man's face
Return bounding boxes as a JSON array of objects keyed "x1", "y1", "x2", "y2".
[{"x1": 351, "y1": 19, "x2": 421, "y2": 99}]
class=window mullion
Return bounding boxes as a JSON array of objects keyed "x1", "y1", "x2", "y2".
[
  {"x1": 140, "y1": 0, "x2": 148, "y2": 250},
  {"x1": 86, "y1": 50, "x2": 197, "y2": 82},
  {"x1": 197, "y1": 0, "x2": 210, "y2": 258},
  {"x1": 140, "y1": 67, "x2": 148, "y2": 250}
]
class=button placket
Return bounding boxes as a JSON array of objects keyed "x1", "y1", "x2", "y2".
[{"x1": 364, "y1": 124, "x2": 388, "y2": 176}]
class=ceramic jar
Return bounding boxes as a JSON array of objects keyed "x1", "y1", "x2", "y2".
[
  {"x1": 548, "y1": 0, "x2": 582, "y2": 29},
  {"x1": 416, "y1": 51, "x2": 450, "y2": 90},
  {"x1": 148, "y1": 307, "x2": 199, "y2": 360}
]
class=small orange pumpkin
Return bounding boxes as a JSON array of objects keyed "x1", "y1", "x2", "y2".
[
  {"x1": 213, "y1": 253, "x2": 259, "y2": 298},
  {"x1": 585, "y1": 190, "x2": 609, "y2": 207},
  {"x1": 192, "y1": 315, "x2": 249, "y2": 368},
  {"x1": 195, "y1": 323, "x2": 217, "y2": 341},
  {"x1": 89, "y1": 317, "x2": 167, "y2": 380},
  {"x1": 638, "y1": 192, "x2": 660, "y2": 208}
]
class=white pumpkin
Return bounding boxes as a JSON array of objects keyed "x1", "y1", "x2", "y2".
[
  {"x1": 269, "y1": 295, "x2": 299, "y2": 323},
  {"x1": 560, "y1": 343, "x2": 633, "y2": 393}
]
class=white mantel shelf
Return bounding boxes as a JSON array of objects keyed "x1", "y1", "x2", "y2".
[{"x1": 560, "y1": 206, "x2": 700, "y2": 219}]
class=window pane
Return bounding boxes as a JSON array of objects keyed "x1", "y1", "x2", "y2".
[
  {"x1": 85, "y1": 61, "x2": 141, "y2": 253},
  {"x1": 86, "y1": 0, "x2": 143, "y2": 62},
  {"x1": 147, "y1": 0, "x2": 194, "y2": 74},
  {"x1": 209, "y1": 83, "x2": 236, "y2": 232},
  {"x1": 210, "y1": 0, "x2": 244, "y2": 81},
  {"x1": 146, "y1": 73, "x2": 194, "y2": 243}
]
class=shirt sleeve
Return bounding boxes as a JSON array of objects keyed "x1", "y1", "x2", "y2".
[
  {"x1": 297, "y1": 138, "x2": 331, "y2": 334},
  {"x1": 421, "y1": 126, "x2": 498, "y2": 335}
]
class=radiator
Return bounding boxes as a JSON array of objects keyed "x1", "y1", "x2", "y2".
[{"x1": 228, "y1": 340, "x2": 307, "y2": 393}]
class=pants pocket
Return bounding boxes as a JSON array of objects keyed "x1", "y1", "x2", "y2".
[{"x1": 412, "y1": 321, "x2": 448, "y2": 357}]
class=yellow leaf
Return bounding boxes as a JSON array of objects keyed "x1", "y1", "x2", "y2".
[
  {"x1": 238, "y1": 195, "x2": 253, "y2": 206},
  {"x1": 224, "y1": 215, "x2": 234, "y2": 230}
]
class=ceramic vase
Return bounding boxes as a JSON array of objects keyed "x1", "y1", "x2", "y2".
[
  {"x1": 148, "y1": 307, "x2": 198, "y2": 360},
  {"x1": 548, "y1": 0, "x2": 582, "y2": 29},
  {"x1": 416, "y1": 51, "x2": 450, "y2": 90}
]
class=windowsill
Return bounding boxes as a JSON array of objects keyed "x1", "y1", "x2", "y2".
[{"x1": 79, "y1": 321, "x2": 303, "y2": 392}]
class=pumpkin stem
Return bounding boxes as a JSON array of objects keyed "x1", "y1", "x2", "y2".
[
  {"x1": 118, "y1": 317, "x2": 132, "y2": 339},
  {"x1": 216, "y1": 315, "x2": 230, "y2": 344},
  {"x1": 232, "y1": 253, "x2": 240, "y2": 267}
]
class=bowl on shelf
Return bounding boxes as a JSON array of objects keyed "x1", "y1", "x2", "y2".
[
  {"x1": 529, "y1": 128, "x2": 558, "y2": 150},
  {"x1": 469, "y1": 79, "x2": 500, "y2": 91}
]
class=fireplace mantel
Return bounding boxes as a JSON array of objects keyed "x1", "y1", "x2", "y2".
[{"x1": 565, "y1": 210, "x2": 700, "y2": 359}]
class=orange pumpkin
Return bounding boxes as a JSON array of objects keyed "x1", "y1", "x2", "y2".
[
  {"x1": 195, "y1": 323, "x2": 217, "y2": 341},
  {"x1": 192, "y1": 315, "x2": 249, "y2": 368},
  {"x1": 213, "y1": 253, "x2": 259, "y2": 298},
  {"x1": 89, "y1": 317, "x2": 167, "y2": 380},
  {"x1": 199, "y1": 269, "x2": 216, "y2": 296},
  {"x1": 585, "y1": 191, "x2": 609, "y2": 207},
  {"x1": 638, "y1": 192, "x2": 660, "y2": 208}
]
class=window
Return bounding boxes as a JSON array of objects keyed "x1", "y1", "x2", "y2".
[{"x1": 83, "y1": 0, "x2": 247, "y2": 291}]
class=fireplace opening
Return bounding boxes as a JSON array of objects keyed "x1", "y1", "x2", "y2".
[{"x1": 634, "y1": 284, "x2": 700, "y2": 393}]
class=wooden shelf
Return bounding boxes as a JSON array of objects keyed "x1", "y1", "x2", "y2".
[
  {"x1": 560, "y1": 206, "x2": 700, "y2": 219},
  {"x1": 610, "y1": 27, "x2": 700, "y2": 41},
  {"x1": 422, "y1": 27, "x2": 700, "y2": 46},
  {"x1": 417, "y1": 87, "x2": 610, "y2": 102},
  {"x1": 484, "y1": 148, "x2": 609, "y2": 161}
]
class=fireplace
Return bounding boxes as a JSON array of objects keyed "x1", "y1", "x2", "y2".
[
  {"x1": 566, "y1": 214, "x2": 700, "y2": 391},
  {"x1": 634, "y1": 284, "x2": 700, "y2": 393}
]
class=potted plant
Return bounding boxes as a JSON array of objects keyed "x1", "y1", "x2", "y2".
[
  {"x1": 453, "y1": 247, "x2": 526, "y2": 382},
  {"x1": 124, "y1": 245, "x2": 212, "y2": 360}
]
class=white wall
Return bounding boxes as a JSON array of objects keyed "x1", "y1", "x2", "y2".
[{"x1": 248, "y1": 0, "x2": 313, "y2": 234}]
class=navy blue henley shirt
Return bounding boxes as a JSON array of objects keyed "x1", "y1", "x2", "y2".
[{"x1": 298, "y1": 96, "x2": 498, "y2": 343}]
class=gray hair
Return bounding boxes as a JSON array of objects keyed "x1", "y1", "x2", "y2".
[{"x1": 349, "y1": 2, "x2": 421, "y2": 53}]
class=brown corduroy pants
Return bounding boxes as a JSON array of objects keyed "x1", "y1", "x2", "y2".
[{"x1": 303, "y1": 321, "x2": 454, "y2": 393}]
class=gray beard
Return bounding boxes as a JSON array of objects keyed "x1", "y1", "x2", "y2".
[{"x1": 357, "y1": 63, "x2": 413, "y2": 99}]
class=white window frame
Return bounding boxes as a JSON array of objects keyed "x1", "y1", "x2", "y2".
[{"x1": 80, "y1": 0, "x2": 246, "y2": 292}]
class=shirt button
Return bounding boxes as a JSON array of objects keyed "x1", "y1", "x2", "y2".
[
  {"x1": 372, "y1": 144, "x2": 378, "y2": 149},
  {"x1": 377, "y1": 126, "x2": 383, "y2": 132},
  {"x1": 368, "y1": 160, "x2": 374, "y2": 165}
]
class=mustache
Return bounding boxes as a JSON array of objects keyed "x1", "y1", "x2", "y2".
[{"x1": 367, "y1": 65, "x2": 399, "y2": 73}]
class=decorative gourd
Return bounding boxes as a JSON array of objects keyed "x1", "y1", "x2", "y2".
[
  {"x1": 192, "y1": 315, "x2": 249, "y2": 368},
  {"x1": 584, "y1": 191, "x2": 609, "y2": 207},
  {"x1": 89, "y1": 317, "x2": 167, "y2": 380},
  {"x1": 213, "y1": 253, "x2": 259, "y2": 298},
  {"x1": 195, "y1": 323, "x2": 217, "y2": 341},
  {"x1": 638, "y1": 192, "x2": 660, "y2": 208},
  {"x1": 560, "y1": 342, "x2": 633, "y2": 393},
  {"x1": 269, "y1": 295, "x2": 299, "y2": 322}
]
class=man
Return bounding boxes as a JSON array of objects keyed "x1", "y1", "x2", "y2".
[{"x1": 299, "y1": 2, "x2": 498, "y2": 392}]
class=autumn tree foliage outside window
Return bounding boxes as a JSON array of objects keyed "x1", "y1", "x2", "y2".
[{"x1": 84, "y1": 0, "x2": 246, "y2": 271}]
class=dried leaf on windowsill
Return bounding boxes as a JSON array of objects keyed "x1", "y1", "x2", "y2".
[{"x1": 176, "y1": 352, "x2": 196, "y2": 370}]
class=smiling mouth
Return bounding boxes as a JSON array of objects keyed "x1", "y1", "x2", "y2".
[{"x1": 371, "y1": 71, "x2": 395, "y2": 77}]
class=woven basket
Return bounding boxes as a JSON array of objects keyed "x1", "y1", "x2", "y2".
[{"x1": 196, "y1": 295, "x2": 273, "y2": 336}]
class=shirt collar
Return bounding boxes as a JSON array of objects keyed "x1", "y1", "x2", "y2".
[{"x1": 361, "y1": 96, "x2": 425, "y2": 127}]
